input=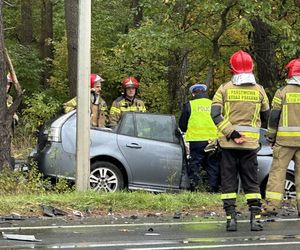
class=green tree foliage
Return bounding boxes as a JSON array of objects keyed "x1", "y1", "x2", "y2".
[{"x1": 3, "y1": 0, "x2": 300, "y2": 132}]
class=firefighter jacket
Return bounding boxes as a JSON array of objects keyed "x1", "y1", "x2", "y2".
[
  {"x1": 7, "y1": 94, "x2": 19, "y2": 125},
  {"x1": 109, "y1": 95, "x2": 146, "y2": 126},
  {"x1": 63, "y1": 95, "x2": 108, "y2": 127},
  {"x1": 267, "y1": 84, "x2": 300, "y2": 147},
  {"x1": 90, "y1": 94, "x2": 108, "y2": 127},
  {"x1": 179, "y1": 93, "x2": 218, "y2": 141},
  {"x1": 63, "y1": 97, "x2": 77, "y2": 113},
  {"x1": 211, "y1": 81, "x2": 269, "y2": 150}
]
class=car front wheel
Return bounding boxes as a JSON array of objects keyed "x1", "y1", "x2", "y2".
[
  {"x1": 90, "y1": 161, "x2": 124, "y2": 192},
  {"x1": 283, "y1": 172, "x2": 296, "y2": 200}
]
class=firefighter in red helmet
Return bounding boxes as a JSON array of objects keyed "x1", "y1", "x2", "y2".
[
  {"x1": 63, "y1": 73, "x2": 108, "y2": 127},
  {"x1": 109, "y1": 76, "x2": 146, "y2": 127},
  {"x1": 264, "y1": 58, "x2": 300, "y2": 216},
  {"x1": 210, "y1": 50, "x2": 270, "y2": 231}
]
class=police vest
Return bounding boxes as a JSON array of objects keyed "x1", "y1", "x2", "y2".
[{"x1": 185, "y1": 98, "x2": 218, "y2": 141}]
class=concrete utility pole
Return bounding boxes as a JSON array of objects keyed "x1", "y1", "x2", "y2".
[{"x1": 76, "y1": 0, "x2": 91, "y2": 191}]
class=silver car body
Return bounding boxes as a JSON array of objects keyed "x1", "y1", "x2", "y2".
[
  {"x1": 31, "y1": 111, "x2": 295, "y2": 194},
  {"x1": 33, "y1": 111, "x2": 186, "y2": 192}
]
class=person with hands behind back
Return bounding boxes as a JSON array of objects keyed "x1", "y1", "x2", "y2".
[{"x1": 211, "y1": 50, "x2": 270, "y2": 232}]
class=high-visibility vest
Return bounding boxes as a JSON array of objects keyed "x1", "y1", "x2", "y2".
[{"x1": 185, "y1": 98, "x2": 218, "y2": 141}]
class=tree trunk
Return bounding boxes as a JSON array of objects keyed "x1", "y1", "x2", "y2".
[
  {"x1": 0, "y1": 0, "x2": 14, "y2": 170},
  {"x1": 64, "y1": 0, "x2": 78, "y2": 98},
  {"x1": 131, "y1": 0, "x2": 143, "y2": 28},
  {"x1": 167, "y1": 48, "x2": 189, "y2": 114},
  {"x1": 19, "y1": 0, "x2": 33, "y2": 44},
  {"x1": 40, "y1": 0, "x2": 53, "y2": 86},
  {"x1": 250, "y1": 18, "x2": 279, "y2": 89},
  {"x1": 205, "y1": 0, "x2": 237, "y2": 89}
]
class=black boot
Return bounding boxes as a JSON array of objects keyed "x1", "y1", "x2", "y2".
[
  {"x1": 226, "y1": 210, "x2": 237, "y2": 231},
  {"x1": 250, "y1": 206, "x2": 263, "y2": 231}
]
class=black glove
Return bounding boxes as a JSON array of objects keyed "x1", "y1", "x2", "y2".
[{"x1": 230, "y1": 130, "x2": 242, "y2": 140}]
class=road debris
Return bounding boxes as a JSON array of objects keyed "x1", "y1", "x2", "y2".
[
  {"x1": 173, "y1": 211, "x2": 182, "y2": 219},
  {"x1": 2, "y1": 232, "x2": 41, "y2": 242},
  {"x1": 40, "y1": 205, "x2": 67, "y2": 217},
  {"x1": 0, "y1": 212, "x2": 25, "y2": 221}
]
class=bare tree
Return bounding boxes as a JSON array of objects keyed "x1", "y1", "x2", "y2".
[
  {"x1": 131, "y1": 0, "x2": 143, "y2": 28},
  {"x1": 64, "y1": 0, "x2": 78, "y2": 98},
  {"x1": 0, "y1": 0, "x2": 23, "y2": 170},
  {"x1": 205, "y1": 0, "x2": 237, "y2": 89},
  {"x1": 18, "y1": 0, "x2": 33, "y2": 44},
  {"x1": 250, "y1": 19, "x2": 280, "y2": 89},
  {"x1": 40, "y1": 0, "x2": 54, "y2": 86}
]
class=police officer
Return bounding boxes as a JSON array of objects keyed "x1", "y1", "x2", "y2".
[
  {"x1": 179, "y1": 83, "x2": 219, "y2": 192},
  {"x1": 264, "y1": 58, "x2": 300, "y2": 216},
  {"x1": 63, "y1": 73, "x2": 108, "y2": 127},
  {"x1": 211, "y1": 50, "x2": 270, "y2": 231},
  {"x1": 109, "y1": 76, "x2": 146, "y2": 127}
]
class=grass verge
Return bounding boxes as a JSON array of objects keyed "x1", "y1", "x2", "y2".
[{"x1": 0, "y1": 190, "x2": 247, "y2": 217}]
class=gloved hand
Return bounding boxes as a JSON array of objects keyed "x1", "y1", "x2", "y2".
[{"x1": 230, "y1": 130, "x2": 241, "y2": 139}]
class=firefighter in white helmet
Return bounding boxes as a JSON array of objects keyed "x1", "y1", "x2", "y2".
[
  {"x1": 211, "y1": 50, "x2": 270, "y2": 231},
  {"x1": 63, "y1": 73, "x2": 108, "y2": 127}
]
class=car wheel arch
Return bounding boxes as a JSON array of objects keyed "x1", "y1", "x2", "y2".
[{"x1": 90, "y1": 155, "x2": 129, "y2": 188}]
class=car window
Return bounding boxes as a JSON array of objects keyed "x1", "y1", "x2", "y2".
[
  {"x1": 119, "y1": 113, "x2": 135, "y2": 136},
  {"x1": 135, "y1": 113, "x2": 175, "y2": 143}
]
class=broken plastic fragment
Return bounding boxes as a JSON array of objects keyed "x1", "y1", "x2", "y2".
[{"x1": 2, "y1": 232, "x2": 41, "y2": 242}]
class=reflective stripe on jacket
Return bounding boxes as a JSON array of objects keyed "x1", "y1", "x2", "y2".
[
  {"x1": 212, "y1": 81, "x2": 269, "y2": 149},
  {"x1": 267, "y1": 84, "x2": 300, "y2": 146},
  {"x1": 185, "y1": 98, "x2": 218, "y2": 141},
  {"x1": 109, "y1": 95, "x2": 146, "y2": 126},
  {"x1": 63, "y1": 96, "x2": 108, "y2": 127}
]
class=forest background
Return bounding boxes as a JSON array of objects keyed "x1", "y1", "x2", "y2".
[{"x1": 2, "y1": 0, "x2": 300, "y2": 160}]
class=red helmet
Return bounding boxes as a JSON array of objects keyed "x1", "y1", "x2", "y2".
[
  {"x1": 90, "y1": 73, "x2": 104, "y2": 88},
  {"x1": 230, "y1": 50, "x2": 254, "y2": 74},
  {"x1": 122, "y1": 77, "x2": 139, "y2": 89},
  {"x1": 285, "y1": 59, "x2": 300, "y2": 78}
]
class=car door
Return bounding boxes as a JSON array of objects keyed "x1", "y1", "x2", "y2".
[{"x1": 117, "y1": 113, "x2": 183, "y2": 190}]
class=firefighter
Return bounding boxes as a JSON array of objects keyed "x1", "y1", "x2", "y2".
[
  {"x1": 109, "y1": 76, "x2": 146, "y2": 127},
  {"x1": 264, "y1": 58, "x2": 300, "y2": 216},
  {"x1": 211, "y1": 50, "x2": 270, "y2": 231},
  {"x1": 6, "y1": 73, "x2": 19, "y2": 130},
  {"x1": 63, "y1": 73, "x2": 108, "y2": 127},
  {"x1": 179, "y1": 83, "x2": 219, "y2": 192}
]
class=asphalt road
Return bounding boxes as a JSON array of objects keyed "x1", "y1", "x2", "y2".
[{"x1": 1, "y1": 214, "x2": 300, "y2": 249}]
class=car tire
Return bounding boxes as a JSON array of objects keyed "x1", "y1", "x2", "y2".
[
  {"x1": 260, "y1": 172, "x2": 296, "y2": 200},
  {"x1": 283, "y1": 172, "x2": 296, "y2": 200},
  {"x1": 90, "y1": 161, "x2": 124, "y2": 192}
]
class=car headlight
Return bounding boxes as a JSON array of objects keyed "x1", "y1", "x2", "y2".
[{"x1": 48, "y1": 127, "x2": 61, "y2": 142}]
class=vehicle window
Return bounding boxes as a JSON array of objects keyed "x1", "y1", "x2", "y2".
[
  {"x1": 135, "y1": 114, "x2": 174, "y2": 143},
  {"x1": 119, "y1": 113, "x2": 135, "y2": 136}
]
